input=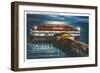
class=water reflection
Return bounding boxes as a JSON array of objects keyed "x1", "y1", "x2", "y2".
[
  {"x1": 27, "y1": 42, "x2": 62, "y2": 59},
  {"x1": 27, "y1": 41, "x2": 85, "y2": 59}
]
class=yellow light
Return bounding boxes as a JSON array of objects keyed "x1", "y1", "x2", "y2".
[{"x1": 62, "y1": 34, "x2": 72, "y2": 39}]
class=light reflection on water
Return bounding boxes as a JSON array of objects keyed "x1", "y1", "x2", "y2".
[
  {"x1": 27, "y1": 41, "x2": 82, "y2": 59},
  {"x1": 27, "y1": 42, "x2": 63, "y2": 59}
]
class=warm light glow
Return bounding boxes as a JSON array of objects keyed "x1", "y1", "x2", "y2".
[
  {"x1": 34, "y1": 34, "x2": 39, "y2": 36},
  {"x1": 62, "y1": 34, "x2": 72, "y2": 39},
  {"x1": 48, "y1": 34, "x2": 54, "y2": 36},
  {"x1": 40, "y1": 34, "x2": 45, "y2": 36}
]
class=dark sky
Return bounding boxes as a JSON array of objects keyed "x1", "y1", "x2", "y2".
[{"x1": 27, "y1": 14, "x2": 89, "y2": 43}]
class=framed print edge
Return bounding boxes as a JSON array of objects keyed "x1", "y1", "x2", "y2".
[
  {"x1": 95, "y1": 6, "x2": 98, "y2": 67},
  {"x1": 11, "y1": 2, "x2": 19, "y2": 71},
  {"x1": 11, "y1": 1, "x2": 98, "y2": 71}
]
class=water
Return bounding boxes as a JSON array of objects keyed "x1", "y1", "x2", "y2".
[
  {"x1": 27, "y1": 41, "x2": 86, "y2": 59},
  {"x1": 27, "y1": 42, "x2": 62, "y2": 59}
]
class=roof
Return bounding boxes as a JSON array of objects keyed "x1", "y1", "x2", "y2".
[{"x1": 32, "y1": 24, "x2": 79, "y2": 31}]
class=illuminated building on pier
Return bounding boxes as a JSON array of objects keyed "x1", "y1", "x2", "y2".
[
  {"x1": 27, "y1": 22, "x2": 88, "y2": 59},
  {"x1": 30, "y1": 23, "x2": 80, "y2": 41}
]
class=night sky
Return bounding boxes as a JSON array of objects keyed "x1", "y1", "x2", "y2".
[{"x1": 27, "y1": 14, "x2": 89, "y2": 44}]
